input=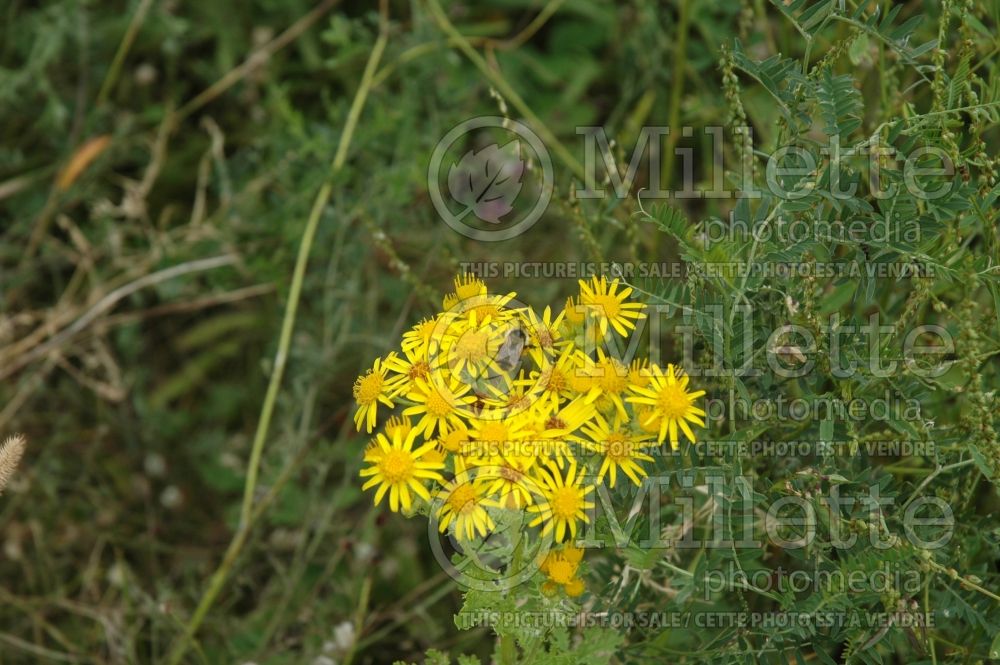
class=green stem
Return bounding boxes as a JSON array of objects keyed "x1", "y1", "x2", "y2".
[
  {"x1": 661, "y1": 0, "x2": 691, "y2": 193},
  {"x1": 342, "y1": 576, "x2": 373, "y2": 665},
  {"x1": 96, "y1": 0, "x2": 155, "y2": 105},
  {"x1": 901, "y1": 458, "x2": 976, "y2": 510},
  {"x1": 925, "y1": 559, "x2": 1000, "y2": 604},
  {"x1": 498, "y1": 541, "x2": 523, "y2": 665},
  {"x1": 163, "y1": 10, "x2": 389, "y2": 665}
]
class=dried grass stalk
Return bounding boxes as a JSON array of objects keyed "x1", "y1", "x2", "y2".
[{"x1": 0, "y1": 433, "x2": 26, "y2": 495}]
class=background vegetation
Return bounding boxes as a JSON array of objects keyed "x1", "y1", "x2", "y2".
[{"x1": 0, "y1": 0, "x2": 998, "y2": 663}]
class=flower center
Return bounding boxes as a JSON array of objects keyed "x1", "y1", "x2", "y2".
[
  {"x1": 440, "y1": 429, "x2": 468, "y2": 452},
  {"x1": 545, "y1": 368, "x2": 567, "y2": 392},
  {"x1": 551, "y1": 487, "x2": 581, "y2": 519},
  {"x1": 597, "y1": 359, "x2": 627, "y2": 393},
  {"x1": 408, "y1": 361, "x2": 430, "y2": 380},
  {"x1": 500, "y1": 464, "x2": 523, "y2": 482},
  {"x1": 379, "y1": 449, "x2": 414, "y2": 484},
  {"x1": 477, "y1": 422, "x2": 509, "y2": 445},
  {"x1": 473, "y1": 304, "x2": 501, "y2": 321},
  {"x1": 453, "y1": 329, "x2": 490, "y2": 363},
  {"x1": 657, "y1": 383, "x2": 691, "y2": 419},
  {"x1": 605, "y1": 434, "x2": 631, "y2": 462},
  {"x1": 354, "y1": 372, "x2": 383, "y2": 403},
  {"x1": 424, "y1": 389, "x2": 453, "y2": 417},
  {"x1": 447, "y1": 484, "x2": 478, "y2": 513},
  {"x1": 548, "y1": 560, "x2": 575, "y2": 585},
  {"x1": 545, "y1": 416, "x2": 566, "y2": 431}
]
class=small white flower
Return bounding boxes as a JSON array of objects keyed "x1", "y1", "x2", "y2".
[{"x1": 333, "y1": 621, "x2": 355, "y2": 652}]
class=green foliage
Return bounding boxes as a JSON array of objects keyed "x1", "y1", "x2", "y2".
[{"x1": 1, "y1": 0, "x2": 998, "y2": 663}]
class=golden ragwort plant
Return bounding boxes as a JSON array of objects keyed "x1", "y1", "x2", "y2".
[{"x1": 351, "y1": 274, "x2": 705, "y2": 594}]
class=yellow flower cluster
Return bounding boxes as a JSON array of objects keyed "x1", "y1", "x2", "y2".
[
  {"x1": 540, "y1": 545, "x2": 586, "y2": 597},
  {"x1": 353, "y1": 274, "x2": 706, "y2": 593}
]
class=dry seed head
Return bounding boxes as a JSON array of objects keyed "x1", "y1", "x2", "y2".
[{"x1": 0, "y1": 434, "x2": 27, "y2": 495}]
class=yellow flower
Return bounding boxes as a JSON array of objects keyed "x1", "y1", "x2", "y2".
[
  {"x1": 443, "y1": 282, "x2": 518, "y2": 326},
  {"x1": 522, "y1": 305, "x2": 566, "y2": 365},
  {"x1": 561, "y1": 295, "x2": 586, "y2": 327},
  {"x1": 422, "y1": 446, "x2": 447, "y2": 466},
  {"x1": 532, "y1": 395, "x2": 597, "y2": 441},
  {"x1": 402, "y1": 317, "x2": 441, "y2": 357},
  {"x1": 436, "y1": 465, "x2": 498, "y2": 541},
  {"x1": 581, "y1": 413, "x2": 655, "y2": 487},
  {"x1": 577, "y1": 275, "x2": 646, "y2": 337},
  {"x1": 359, "y1": 428, "x2": 444, "y2": 512},
  {"x1": 573, "y1": 350, "x2": 629, "y2": 418},
  {"x1": 466, "y1": 414, "x2": 532, "y2": 461},
  {"x1": 476, "y1": 370, "x2": 536, "y2": 417},
  {"x1": 540, "y1": 545, "x2": 586, "y2": 596},
  {"x1": 438, "y1": 426, "x2": 472, "y2": 454},
  {"x1": 384, "y1": 344, "x2": 433, "y2": 394},
  {"x1": 532, "y1": 346, "x2": 584, "y2": 407},
  {"x1": 352, "y1": 354, "x2": 402, "y2": 433},
  {"x1": 475, "y1": 454, "x2": 535, "y2": 508},
  {"x1": 442, "y1": 273, "x2": 488, "y2": 310},
  {"x1": 627, "y1": 358, "x2": 652, "y2": 390},
  {"x1": 437, "y1": 312, "x2": 507, "y2": 381},
  {"x1": 384, "y1": 415, "x2": 413, "y2": 440},
  {"x1": 528, "y1": 459, "x2": 595, "y2": 541},
  {"x1": 404, "y1": 375, "x2": 476, "y2": 437},
  {"x1": 627, "y1": 363, "x2": 706, "y2": 448},
  {"x1": 634, "y1": 406, "x2": 662, "y2": 436}
]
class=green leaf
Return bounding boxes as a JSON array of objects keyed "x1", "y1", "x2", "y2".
[{"x1": 817, "y1": 68, "x2": 863, "y2": 137}]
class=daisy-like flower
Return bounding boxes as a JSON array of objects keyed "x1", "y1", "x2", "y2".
[
  {"x1": 627, "y1": 358, "x2": 652, "y2": 390},
  {"x1": 528, "y1": 459, "x2": 595, "y2": 542},
  {"x1": 577, "y1": 275, "x2": 646, "y2": 337},
  {"x1": 475, "y1": 369, "x2": 537, "y2": 419},
  {"x1": 627, "y1": 363, "x2": 706, "y2": 449},
  {"x1": 353, "y1": 354, "x2": 402, "y2": 433},
  {"x1": 474, "y1": 453, "x2": 536, "y2": 509},
  {"x1": 383, "y1": 415, "x2": 414, "y2": 440},
  {"x1": 531, "y1": 395, "x2": 597, "y2": 441},
  {"x1": 522, "y1": 305, "x2": 566, "y2": 365},
  {"x1": 442, "y1": 274, "x2": 518, "y2": 326},
  {"x1": 465, "y1": 413, "x2": 533, "y2": 461},
  {"x1": 442, "y1": 273, "x2": 488, "y2": 311},
  {"x1": 580, "y1": 413, "x2": 655, "y2": 488},
  {"x1": 404, "y1": 375, "x2": 476, "y2": 437},
  {"x1": 541, "y1": 544, "x2": 583, "y2": 583},
  {"x1": 438, "y1": 426, "x2": 472, "y2": 454},
  {"x1": 561, "y1": 295, "x2": 587, "y2": 328},
  {"x1": 360, "y1": 428, "x2": 444, "y2": 512},
  {"x1": 465, "y1": 292, "x2": 519, "y2": 325},
  {"x1": 539, "y1": 544, "x2": 585, "y2": 597},
  {"x1": 402, "y1": 316, "x2": 441, "y2": 357},
  {"x1": 384, "y1": 344, "x2": 433, "y2": 395},
  {"x1": 533, "y1": 346, "x2": 586, "y2": 408},
  {"x1": 538, "y1": 545, "x2": 583, "y2": 596},
  {"x1": 436, "y1": 463, "x2": 498, "y2": 541},
  {"x1": 437, "y1": 312, "x2": 507, "y2": 382},
  {"x1": 573, "y1": 350, "x2": 630, "y2": 419}
]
